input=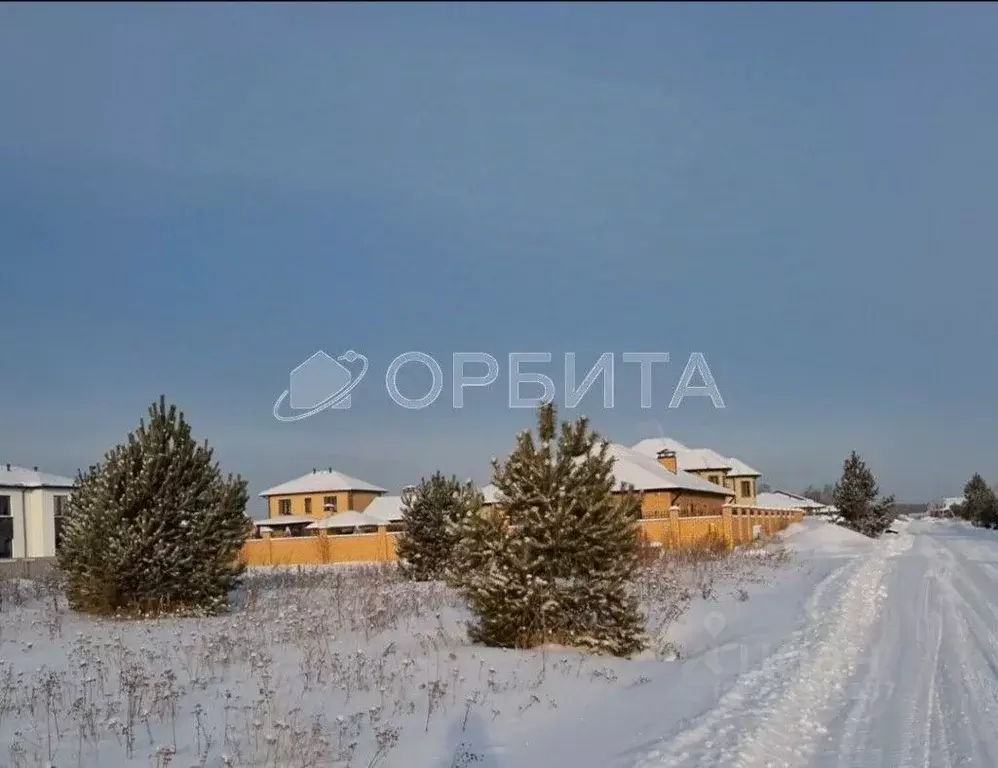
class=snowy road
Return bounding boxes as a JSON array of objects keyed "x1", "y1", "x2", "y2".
[
  {"x1": 501, "y1": 520, "x2": 998, "y2": 768},
  {"x1": 638, "y1": 520, "x2": 998, "y2": 768}
]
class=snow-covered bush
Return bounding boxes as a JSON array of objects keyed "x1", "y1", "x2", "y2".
[
  {"x1": 396, "y1": 472, "x2": 483, "y2": 581},
  {"x1": 57, "y1": 395, "x2": 252, "y2": 616},
  {"x1": 447, "y1": 403, "x2": 645, "y2": 656}
]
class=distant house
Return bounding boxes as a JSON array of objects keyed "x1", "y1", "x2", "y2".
[
  {"x1": 482, "y1": 442, "x2": 734, "y2": 519},
  {"x1": 631, "y1": 438, "x2": 762, "y2": 506},
  {"x1": 255, "y1": 468, "x2": 387, "y2": 537},
  {"x1": 927, "y1": 496, "x2": 964, "y2": 518},
  {"x1": 756, "y1": 490, "x2": 828, "y2": 514},
  {"x1": 0, "y1": 464, "x2": 75, "y2": 560}
]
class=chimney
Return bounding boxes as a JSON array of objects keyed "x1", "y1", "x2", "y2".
[{"x1": 656, "y1": 449, "x2": 678, "y2": 474}]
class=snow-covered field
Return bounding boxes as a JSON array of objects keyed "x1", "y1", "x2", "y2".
[{"x1": 2, "y1": 519, "x2": 997, "y2": 767}]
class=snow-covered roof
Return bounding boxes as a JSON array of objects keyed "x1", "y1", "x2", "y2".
[
  {"x1": 630, "y1": 439, "x2": 754, "y2": 474},
  {"x1": 258, "y1": 469, "x2": 386, "y2": 497},
  {"x1": 252, "y1": 515, "x2": 315, "y2": 526},
  {"x1": 482, "y1": 484, "x2": 500, "y2": 504},
  {"x1": 306, "y1": 510, "x2": 379, "y2": 529},
  {"x1": 725, "y1": 457, "x2": 761, "y2": 477},
  {"x1": 606, "y1": 444, "x2": 733, "y2": 494},
  {"x1": 756, "y1": 491, "x2": 825, "y2": 510},
  {"x1": 681, "y1": 448, "x2": 733, "y2": 471},
  {"x1": 482, "y1": 443, "x2": 733, "y2": 503},
  {"x1": 0, "y1": 464, "x2": 75, "y2": 489},
  {"x1": 773, "y1": 489, "x2": 827, "y2": 507},
  {"x1": 364, "y1": 495, "x2": 405, "y2": 523},
  {"x1": 630, "y1": 437, "x2": 690, "y2": 456}
]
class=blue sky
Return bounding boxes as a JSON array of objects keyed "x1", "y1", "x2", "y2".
[{"x1": 2, "y1": 3, "x2": 996, "y2": 508}]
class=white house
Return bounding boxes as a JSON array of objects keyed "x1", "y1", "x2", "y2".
[
  {"x1": 0, "y1": 464, "x2": 75, "y2": 560},
  {"x1": 927, "y1": 496, "x2": 964, "y2": 517}
]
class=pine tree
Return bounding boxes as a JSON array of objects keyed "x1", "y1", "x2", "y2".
[
  {"x1": 832, "y1": 451, "x2": 896, "y2": 538},
  {"x1": 396, "y1": 472, "x2": 483, "y2": 581},
  {"x1": 447, "y1": 403, "x2": 645, "y2": 657},
  {"x1": 952, "y1": 474, "x2": 998, "y2": 529},
  {"x1": 57, "y1": 396, "x2": 252, "y2": 616}
]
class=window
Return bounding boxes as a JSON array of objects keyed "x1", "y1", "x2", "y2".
[
  {"x1": 0, "y1": 495, "x2": 11, "y2": 559},
  {"x1": 278, "y1": 499, "x2": 292, "y2": 515},
  {"x1": 304, "y1": 497, "x2": 312, "y2": 515},
  {"x1": 323, "y1": 496, "x2": 337, "y2": 513},
  {"x1": 54, "y1": 495, "x2": 69, "y2": 551},
  {"x1": 740, "y1": 480, "x2": 752, "y2": 498},
  {"x1": 708, "y1": 475, "x2": 720, "y2": 485}
]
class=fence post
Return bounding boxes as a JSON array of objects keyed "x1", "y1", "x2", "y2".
[
  {"x1": 722, "y1": 504, "x2": 734, "y2": 551},
  {"x1": 262, "y1": 530, "x2": 274, "y2": 566},
  {"x1": 669, "y1": 505, "x2": 681, "y2": 549},
  {"x1": 377, "y1": 526, "x2": 389, "y2": 561},
  {"x1": 318, "y1": 529, "x2": 331, "y2": 564}
]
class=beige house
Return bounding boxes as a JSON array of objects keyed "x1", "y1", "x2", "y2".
[
  {"x1": 255, "y1": 468, "x2": 387, "y2": 537},
  {"x1": 0, "y1": 464, "x2": 74, "y2": 559},
  {"x1": 482, "y1": 442, "x2": 734, "y2": 518},
  {"x1": 631, "y1": 438, "x2": 762, "y2": 506}
]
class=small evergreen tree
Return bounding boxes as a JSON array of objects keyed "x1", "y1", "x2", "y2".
[
  {"x1": 832, "y1": 451, "x2": 896, "y2": 537},
  {"x1": 58, "y1": 396, "x2": 252, "y2": 615},
  {"x1": 447, "y1": 403, "x2": 645, "y2": 656},
  {"x1": 952, "y1": 474, "x2": 998, "y2": 529},
  {"x1": 396, "y1": 472, "x2": 483, "y2": 581}
]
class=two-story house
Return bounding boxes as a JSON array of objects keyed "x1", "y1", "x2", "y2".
[
  {"x1": 631, "y1": 438, "x2": 762, "y2": 506},
  {"x1": 0, "y1": 464, "x2": 75, "y2": 559},
  {"x1": 481, "y1": 442, "x2": 734, "y2": 518},
  {"x1": 256, "y1": 468, "x2": 387, "y2": 536}
]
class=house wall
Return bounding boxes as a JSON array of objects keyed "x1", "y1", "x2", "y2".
[
  {"x1": 670, "y1": 491, "x2": 728, "y2": 517},
  {"x1": 688, "y1": 468, "x2": 730, "y2": 488},
  {"x1": 0, "y1": 488, "x2": 69, "y2": 559},
  {"x1": 640, "y1": 491, "x2": 675, "y2": 518},
  {"x1": 480, "y1": 488, "x2": 730, "y2": 519},
  {"x1": 25, "y1": 490, "x2": 47, "y2": 557},
  {"x1": 266, "y1": 490, "x2": 384, "y2": 519},
  {"x1": 730, "y1": 476, "x2": 757, "y2": 506}
]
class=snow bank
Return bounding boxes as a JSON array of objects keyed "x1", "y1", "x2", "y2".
[{"x1": 780, "y1": 517, "x2": 876, "y2": 557}]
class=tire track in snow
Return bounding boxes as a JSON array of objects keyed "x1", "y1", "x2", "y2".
[
  {"x1": 833, "y1": 643, "x2": 883, "y2": 768},
  {"x1": 733, "y1": 531, "x2": 912, "y2": 768},
  {"x1": 929, "y1": 535, "x2": 998, "y2": 766},
  {"x1": 885, "y1": 561, "x2": 947, "y2": 768},
  {"x1": 635, "y1": 531, "x2": 911, "y2": 768},
  {"x1": 919, "y1": 588, "x2": 946, "y2": 768}
]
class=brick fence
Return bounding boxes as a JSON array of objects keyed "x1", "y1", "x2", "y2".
[
  {"x1": 0, "y1": 557, "x2": 58, "y2": 581},
  {"x1": 240, "y1": 505, "x2": 805, "y2": 567},
  {"x1": 639, "y1": 505, "x2": 803, "y2": 551}
]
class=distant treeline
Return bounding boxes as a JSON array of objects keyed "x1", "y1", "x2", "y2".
[{"x1": 802, "y1": 483, "x2": 926, "y2": 515}]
